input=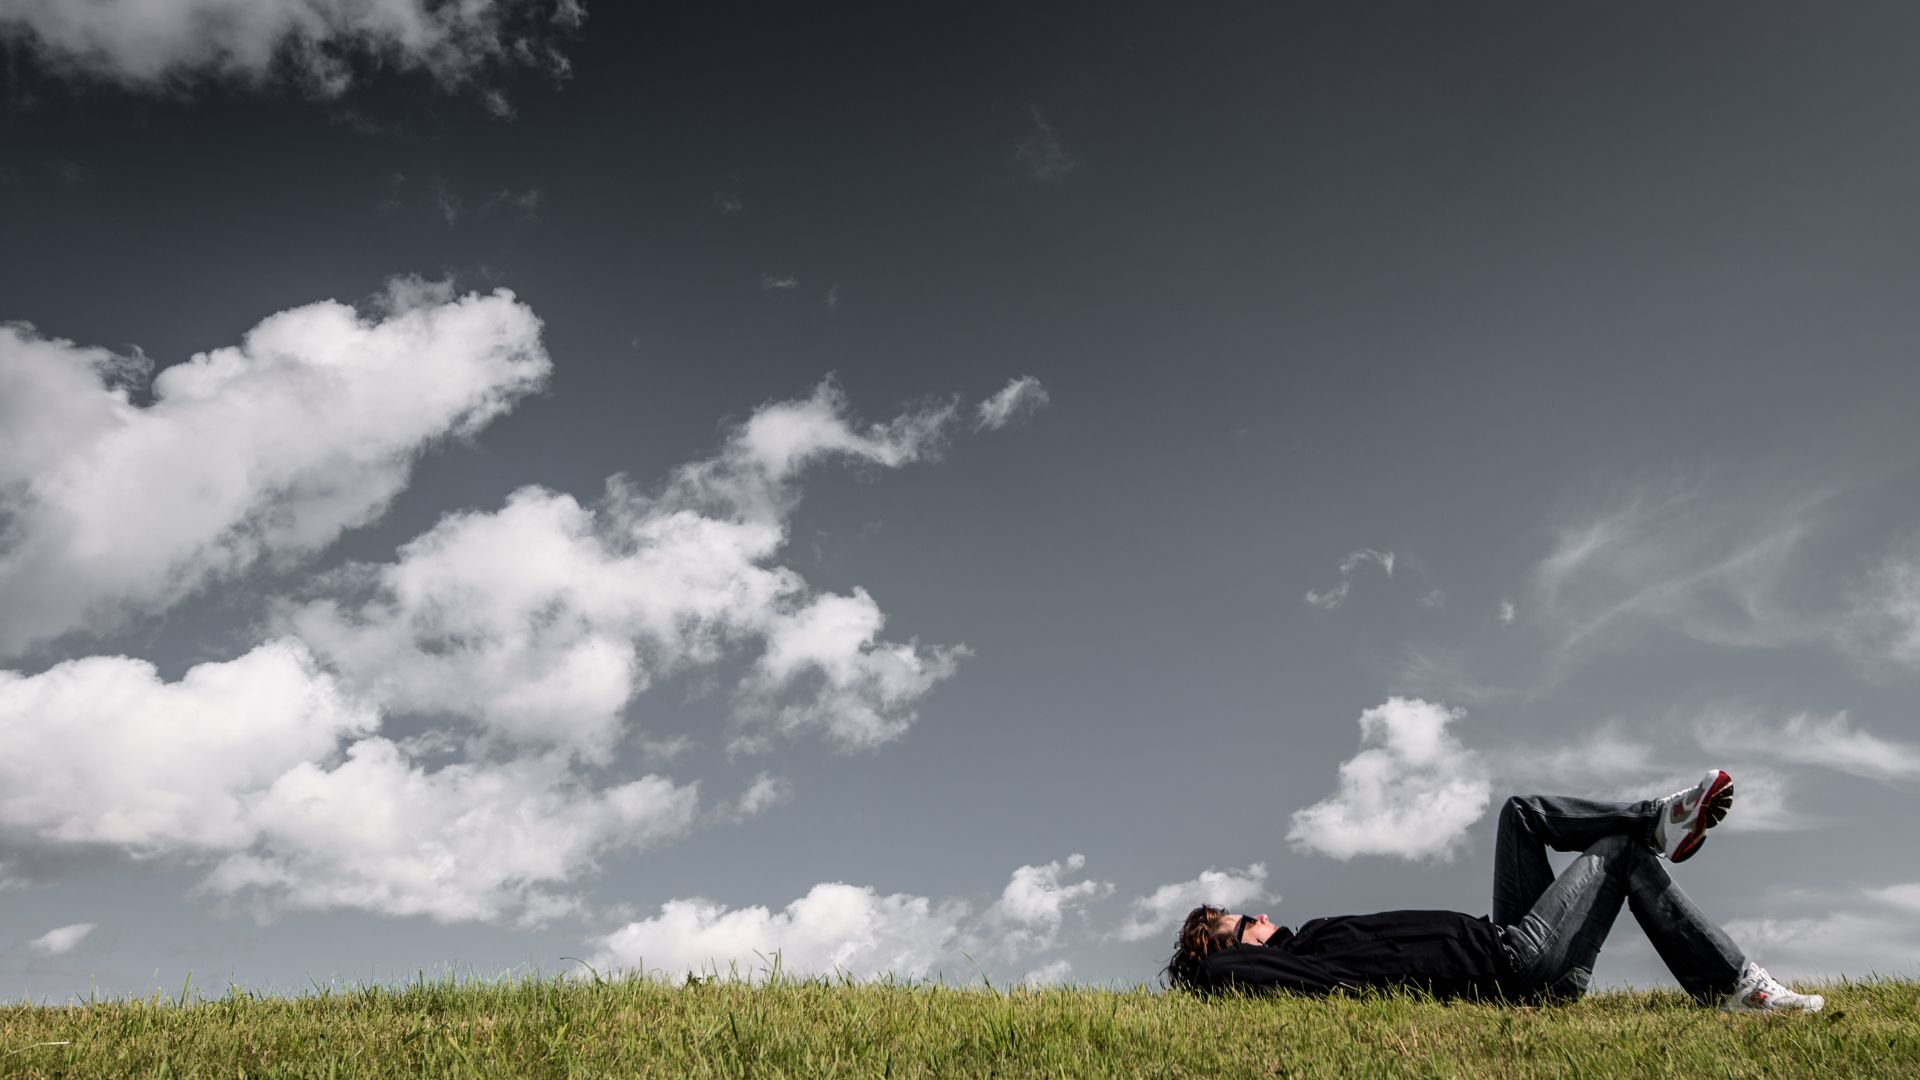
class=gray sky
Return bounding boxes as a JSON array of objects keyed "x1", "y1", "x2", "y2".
[{"x1": 4, "y1": 0, "x2": 1920, "y2": 998}]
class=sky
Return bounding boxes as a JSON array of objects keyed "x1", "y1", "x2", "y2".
[{"x1": 4, "y1": 0, "x2": 1920, "y2": 999}]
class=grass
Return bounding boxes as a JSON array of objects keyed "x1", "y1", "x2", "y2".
[{"x1": 2, "y1": 973, "x2": 1916, "y2": 1078}]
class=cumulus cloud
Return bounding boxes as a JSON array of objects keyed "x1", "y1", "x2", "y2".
[
  {"x1": 1303, "y1": 548, "x2": 1394, "y2": 610},
  {"x1": 975, "y1": 376, "x2": 1049, "y2": 431},
  {"x1": 0, "y1": 284, "x2": 549, "y2": 658},
  {"x1": 202, "y1": 739, "x2": 697, "y2": 922},
  {"x1": 587, "y1": 854, "x2": 1106, "y2": 983},
  {"x1": 1698, "y1": 710, "x2": 1920, "y2": 784},
  {"x1": 1287, "y1": 697, "x2": 1490, "y2": 861},
  {"x1": 1114, "y1": 864, "x2": 1271, "y2": 943},
  {"x1": 586, "y1": 882, "x2": 967, "y2": 982},
  {"x1": 285, "y1": 380, "x2": 965, "y2": 761},
  {"x1": 29, "y1": 922, "x2": 95, "y2": 956},
  {"x1": 0, "y1": 0, "x2": 582, "y2": 96},
  {"x1": 1020, "y1": 959, "x2": 1073, "y2": 986},
  {"x1": 971, "y1": 854, "x2": 1111, "y2": 962},
  {"x1": 0, "y1": 641, "x2": 377, "y2": 850},
  {"x1": 0, "y1": 641, "x2": 696, "y2": 922}
]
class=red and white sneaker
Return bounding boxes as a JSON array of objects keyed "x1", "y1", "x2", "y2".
[
  {"x1": 1652, "y1": 769, "x2": 1734, "y2": 863},
  {"x1": 1722, "y1": 961, "x2": 1824, "y2": 1013}
]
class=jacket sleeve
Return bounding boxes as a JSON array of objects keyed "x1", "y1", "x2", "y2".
[{"x1": 1202, "y1": 946, "x2": 1342, "y2": 996}]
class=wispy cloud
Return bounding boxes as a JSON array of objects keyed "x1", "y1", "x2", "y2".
[
  {"x1": 1698, "y1": 709, "x2": 1920, "y2": 784},
  {"x1": 1303, "y1": 548, "x2": 1395, "y2": 610},
  {"x1": 30, "y1": 923, "x2": 96, "y2": 956},
  {"x1": 1287, "y1": 697, "x2": 1490, "y2": 861},
  {"x1": 1531, "y1": 482, "x2": 1837, "y2": 664},
  {"x1": 1843, "y1": 549, "x2": 1920, "y2": 672},
  {"x1": 1497, "y1": 600, "x2": 1516, "y2": 625},
  {"x1": 975, "y1": 376, "x2": 1050, "y2": 431},
  {"x1": 760, "y1": 274, "x2": 799, "y2": 290},
  {"x1": 481, "y1": 187, "x2": 542, "y2": 219},
  {"x1": 1722, "y1": 899, "x2": 1920, "y2": 982},
  {"x1": 731, "y1": 773, "x2": 793, "y2": 819},
  {"x1": 377, "y1": 171, "x2": 406, "y2": 212},
  {"x1": 482, "y1": 88, "x2": 516, "y2": 120},
  {"x1": 1013, "y1": 106, "x2": 1077, "y2": 183}
]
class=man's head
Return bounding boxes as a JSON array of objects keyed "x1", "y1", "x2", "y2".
[{"x1": 1164, "y1": 904, "x2": 1274, "y2": 990}]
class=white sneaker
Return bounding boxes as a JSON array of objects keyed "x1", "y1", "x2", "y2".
[
  {"x1": 1652, "y1": 769, "x2": 1734, "y2": 863},
  {"x1": 1722, "y1": 961, "x2": 1824, "y2": 1013}
]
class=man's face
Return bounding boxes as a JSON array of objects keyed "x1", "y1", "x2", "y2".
[{"x1": 1220, "y1": 911, "x2": 1279, "y2": 946}]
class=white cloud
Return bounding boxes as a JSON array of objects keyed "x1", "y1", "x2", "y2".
[
  {"x1": 1303, "y1": 548, "x2": 1394, "y2": 610},
  {"x1": 1845, "y1": 551, "x2": 1920, "y2": 671},
  {"x1": 1868, "y1": 883, "x2": 1920, "y2": 912},
  {"x1": 1707, "y1": 766, "x2": 1806, "y2": 833},
  {"x1": 587, "y1": 854, "x2": 1111, "y2": 983},
  {"x1": 1013, "y1": 106, "x2": 1076, "y2": 182},
  {"x1": 1419, "y1": 589, "x2": 1446, "y2": 609},
  {"x1": 1698, "y1": 710, "x2": 1920, "y2": 784},
  {"x1": 1491, "y1": 723, "x2": 1656, "y2": 792},
  {"x1": 1114, "y1": 864, "x2": 1271, "y2": 943},
  {"x1": 760, "y1": 274, "x2": 799, "y2": 290},
  {"x1": 973, "y1": 854, "x2": 1111, "y2": 962},
  {"x1": 1497, "y1": 600, "x2": 1516, "y2": 625},
  {"x1": 0, "y1": 284, "x2": 549, "y2": 657},
  {"x1": 0, "y1": 640, "x2": 697, "y2": 923},
  {"x1": 1531, "y1": 484, "x2": 1831, "y2": 661},
  {"x1": 1020, "y1": 959, "x2": 1073, "y2": 987},
  {"x1": 1722, "y1": 909, "x2": 1920, "y2": 983},
  {"x1": 29, "y1": 922, "x2": 95, "y2": 956},
  {"x1": 730, "y1": 772, "x2": 792, "y2": 819},
  {"x1": 1288, "y1": 697, "x2": 1490, "y2": 861},
  {"x1": 586, "y1": 882, "x2": 967, "y2": 982},
  {"x1": 1342, "y1": 548, "x2": 1396, "y2": 578},
  {"x1": 0, "y1": 641, "x2": 377, "y2": 850},
  {"x1": 975, "y1": 376, "x2": 1049, "y2": 431},
  {"x1": 286, "y1": 381, "x2": 964, "y2": 761},
  {"x1": 0, "y1": 0, "x2": 580, "y2": 95},
  {"x1": 202, "y1": 739, "x2": 697, "y2": 923}
]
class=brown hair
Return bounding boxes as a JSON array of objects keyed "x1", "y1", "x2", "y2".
[{"x1": 1163, "y1": 904, "x2": 1239, "y2": 991}]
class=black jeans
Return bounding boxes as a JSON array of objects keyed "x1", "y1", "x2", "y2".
[{"x1": 1492, "y1": 794, "x2": 1746, "y2": 1002}]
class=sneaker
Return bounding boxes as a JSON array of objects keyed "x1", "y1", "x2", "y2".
[
  {"x1": 1652, "y1": 769, "x2": 1734, "y2": 863},
  {"x1": 1722, "y1": 961, "x2": 1824, "y2": 1013}
]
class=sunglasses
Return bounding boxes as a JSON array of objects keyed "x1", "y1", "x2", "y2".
[{"x1": 1233, "y1": 915, "x2": 1255, "y2": 943}]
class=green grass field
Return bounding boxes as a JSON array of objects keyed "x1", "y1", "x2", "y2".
[{"x1": 3, "y1": 974, "x2": 1915, "y2": 1078}]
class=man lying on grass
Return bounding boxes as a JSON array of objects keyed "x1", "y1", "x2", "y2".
[{"x1": 1167, "y1": 771, "x2": 1824, "y2": 1013}]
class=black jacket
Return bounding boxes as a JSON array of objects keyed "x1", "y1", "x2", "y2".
[{"x1": 1197, "y1": 909, "x2": 1516, "y2": 1000}]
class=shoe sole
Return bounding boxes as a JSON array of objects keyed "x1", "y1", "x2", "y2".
[{"x1": 1670, "y1": 771, "x2": 1734, "y2": 864}]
